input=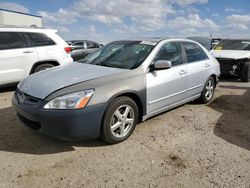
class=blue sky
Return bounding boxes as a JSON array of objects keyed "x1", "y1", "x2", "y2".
[{"x1": 0, "y1": 0, "x2": 249, "y2": 43}]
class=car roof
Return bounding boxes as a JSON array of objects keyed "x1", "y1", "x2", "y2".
[
  {"x1": 124, "y1": 37, "x2": 167, "y2": 43},
  {"x1": 221, "y1": 38, "x2": 250, "y2": 41},
  {"x1": 0, "y1": 26, "x2": 57, "y2": 33},
  {"x1": 67, "y1": 40, "x2": 86, "y2": 42},
  {"x1": 113, "y1": 37, "x2": 202, "y2": 46},
  {"x1": 67, "y1": 40, "x2": 99, "y2": 43}
]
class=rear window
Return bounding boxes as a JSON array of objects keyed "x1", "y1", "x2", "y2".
[
  {"x1": 0, "y1": 32, "x2": 26, "y2": 50},
  {"x1": 214, "y1": 40, "x2": 250, "y2": 51},
  {"x1": 26, "y1": 33, "x2": 56, "y2": 47},
  {"x1": 183, "y1": 42, "x2": 208, "y2": 63}
]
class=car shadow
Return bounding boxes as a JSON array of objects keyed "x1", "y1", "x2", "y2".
[
  {"x1": 0, "y1": 84, "x2": 17, "y2": 93},
  {"x1": 0, "y1": 107, "x2": 107, "y2": 155},
  {"x1": 219, "y1": 76, "x2": 241, "y2": 82},
  {"x1": 209, "y1": 84, "x2": 250, "y2": 151}
]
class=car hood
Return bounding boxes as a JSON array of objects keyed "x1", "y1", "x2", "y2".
[
  {"x1": 210, "y1": 50, "x2": 250, "y2": 60},
  {"x1": 18, "y1": 63, "x2": 128, "y2": 99}
]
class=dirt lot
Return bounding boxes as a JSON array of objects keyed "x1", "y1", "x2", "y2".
[{"x1": 0, "y1": 80, "x2": 249, "y2": 188}]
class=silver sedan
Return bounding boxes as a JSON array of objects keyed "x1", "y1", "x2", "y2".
[{"x1": 12, "y1": 38, "x2": 220, "y2": 143}]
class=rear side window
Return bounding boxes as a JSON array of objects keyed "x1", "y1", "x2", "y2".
[
  {"x1": 0, "y1": 32, "x2": 26, "y2": 50},
  {"x1": 26, "y1": 33, "x2": 56, "y2": 47},
  {"x1": 183, "y1": 42, "x2": 208, "y2": 63},
  {"x1": 73, "y1": 42, "x2": 84, "y2": 46}
]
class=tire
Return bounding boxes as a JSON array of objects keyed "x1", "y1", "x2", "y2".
[
  {"x1": 101, "y1": 96, "x2": 139, "y2": 144},
  {"x1": 240, "y1": 62, "x2": 250, "y2": 82},
  {"x1": 33, "y1": 63, "x2": 55, "y2": 73},
  {"x1": 199, "y1": 76, "x2": 215, "y2": 104}
]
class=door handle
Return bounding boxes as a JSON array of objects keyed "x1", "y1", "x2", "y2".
[
  {"x1": 23, "y1": 50, "x2": 34, "y2": 54},
  {"x1": 179, "y1": 70, "x2": 187, "y2": 75},
  {"x1": 205, "y1": 63, "x2": 210, "y2": 67}
]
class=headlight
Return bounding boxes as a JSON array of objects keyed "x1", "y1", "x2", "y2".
[{"x1": 44, "y1": 89, "x2": 94, "y2": 109}]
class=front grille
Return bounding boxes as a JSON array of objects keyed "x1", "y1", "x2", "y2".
[
  {"x1": 17, "y1": 113, "x2": 41, "y2": 131},
  {"x1": 15, "y1": 89, "x2": 41, "y2": 105},
  {"x1": 216, "y1": 58, "x2": 239, "y2": 75}
]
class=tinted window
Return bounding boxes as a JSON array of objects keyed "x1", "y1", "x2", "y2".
[
  {"x1": 155, "y1": 42, "x2": 183, "y2": 66},
  {"x1": 0, "y1": 32, "x2": 26, "y2": 50},
  {"x1": 27, "y1": 33, "x2": 56, "y2": 47},
  {"x1": 87, "y1": 42, "x2": 99, "y2": 49},
  {"x1": 214, "y1": 40, "x2": 250, "y2": 51},
  {"x1": 183, "y1": 42, "x2": 208, "y2": 63},
  {"x1": 73, "y1": 42, "x2": 84, "y2": 46}
]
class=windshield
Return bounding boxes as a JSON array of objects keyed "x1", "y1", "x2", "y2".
[
  {"x1": 214, "y1": 40, "x2": 250, "y2": 51},
  {"x1": 79, "y1": 41, "x2": 155, "y2": 69}
]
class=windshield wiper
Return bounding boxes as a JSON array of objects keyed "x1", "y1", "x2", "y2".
[{"x1": 97, "y1": 61, "x2": 112, "y2": 67}]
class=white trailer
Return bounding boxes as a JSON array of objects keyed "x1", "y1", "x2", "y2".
[{"x1": 0, "y1": 9, "x2": 42, "y2": 27}]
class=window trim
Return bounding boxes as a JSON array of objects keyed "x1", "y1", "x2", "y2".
[{"x1": 181, "y1": 41, "x2": 209, "y2": 64}]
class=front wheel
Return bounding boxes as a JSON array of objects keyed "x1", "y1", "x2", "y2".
[
  {"x1": 101, "y1": 97, "x2": 139, "y2": 144},
  {"x1": 240, "y1": 62, "x2": 250, "y2": 82},
  {"x1": 199, "y1": 76, "x2": 215, "y2": 104}
]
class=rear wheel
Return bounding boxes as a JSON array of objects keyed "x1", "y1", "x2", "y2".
[
  {"x1": 33, "y1": 63, "x2": 55, "y2": 73},
  {"x1": 240, "y1": 62, "x2": 250, "y2": 82},
  {"x1": 101, "y1": 97, "x2": 138, "y2": 144},
  {"x1": 199, "y1": 76, "x2": 215, "y2": 104}
]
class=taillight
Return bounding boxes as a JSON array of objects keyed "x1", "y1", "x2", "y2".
[{"x1": 64, "y1": 47, "x2": 72, "y2": 53}]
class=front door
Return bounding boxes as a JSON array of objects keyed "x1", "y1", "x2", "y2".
[{"x1": 146, "y1": 42, "x2": 188, "y2": 115}]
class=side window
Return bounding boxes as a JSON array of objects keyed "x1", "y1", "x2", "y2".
[
  {"x1": 73, "y1": 42, "x2": 84, "y2": 46},
  {"x1": 0, "y1": 32, "x2": 26, "y2": 50},
  {"x1": 87, "y1": 42, "x2": 99, "y2": 49},
  {"x1": 183, "y1": 42, "x2": 208, "y2": 63},
  {"x1": 27, "y1": 33, "x2": 56, "y2": 47},
  {"x1": 154, "y1": 42, "x2": 183, "y2": 66}
]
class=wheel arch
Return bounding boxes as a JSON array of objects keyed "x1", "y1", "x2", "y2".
[
  {"x1": 99, "y1": 90, "x2": 145, "y2": 138},
  {"x1": 103, "y1": 91, "x2": 145, "y2": 124},
  {"x1": 210, "y1": 74, "x2": 218, "y2": 86},
  {"x1": 30, "y1": 60, "x2": 60, "y2": 74}
]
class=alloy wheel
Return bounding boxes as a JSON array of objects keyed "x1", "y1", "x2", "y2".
[
  {"x1": 110, "y1": 105, "x2": 135, "y2": 138},
  {"x1": 205, "y1": 80, "x2": 214, "y2": 101}
]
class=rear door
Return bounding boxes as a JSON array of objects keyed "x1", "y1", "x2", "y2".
[
  {"x1": 181, "y1": 42, "x2": 211, "y2": 98},
  {"x1": 0, "y1": 32, "x2": 38, "y2": 85},
  {"x1": 146, "y1": 41, "x2": 188, "y2": 115},
  {"x1": 26, "y1": 32, "x2": 57, "y2": 65}
]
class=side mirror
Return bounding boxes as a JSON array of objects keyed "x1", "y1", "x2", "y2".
[{"x1": 149, "y1": 60, "x2": 172, "y2": 71}]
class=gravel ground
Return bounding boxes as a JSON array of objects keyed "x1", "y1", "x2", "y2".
[{"x1": 0, "y1": 80, "x2": 249, "y2": 188}]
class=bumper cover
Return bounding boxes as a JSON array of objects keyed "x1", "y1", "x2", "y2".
[
  {"x1": 12, "y1": 94, "x2": 106, "y2": 140},
  {"x1": 216, "y1": 58, "x2": 240, "y2": 76}
]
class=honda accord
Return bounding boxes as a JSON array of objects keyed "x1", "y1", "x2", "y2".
[{"x1": 12, "y1": 38, "x2": 220, "y2": 143}]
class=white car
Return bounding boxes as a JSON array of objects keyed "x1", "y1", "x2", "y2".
[
  {"x1": 211, "y1": 39, "x2": 250, "y2": 82},
  {"x1": 0, "y1": 27, "x2": 73, "y2": 86}
]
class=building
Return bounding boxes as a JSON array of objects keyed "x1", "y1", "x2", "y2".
[{"x1": 0, "y1": 9, "x2": 42, "y2": 27}]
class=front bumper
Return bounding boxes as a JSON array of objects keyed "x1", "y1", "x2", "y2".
[
  {"x1": 216, "y1": 58, "x2": 240, "y2": 76},
  {"x1": 12, "y1": 92, "x2": 106, "y2": 140}
]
